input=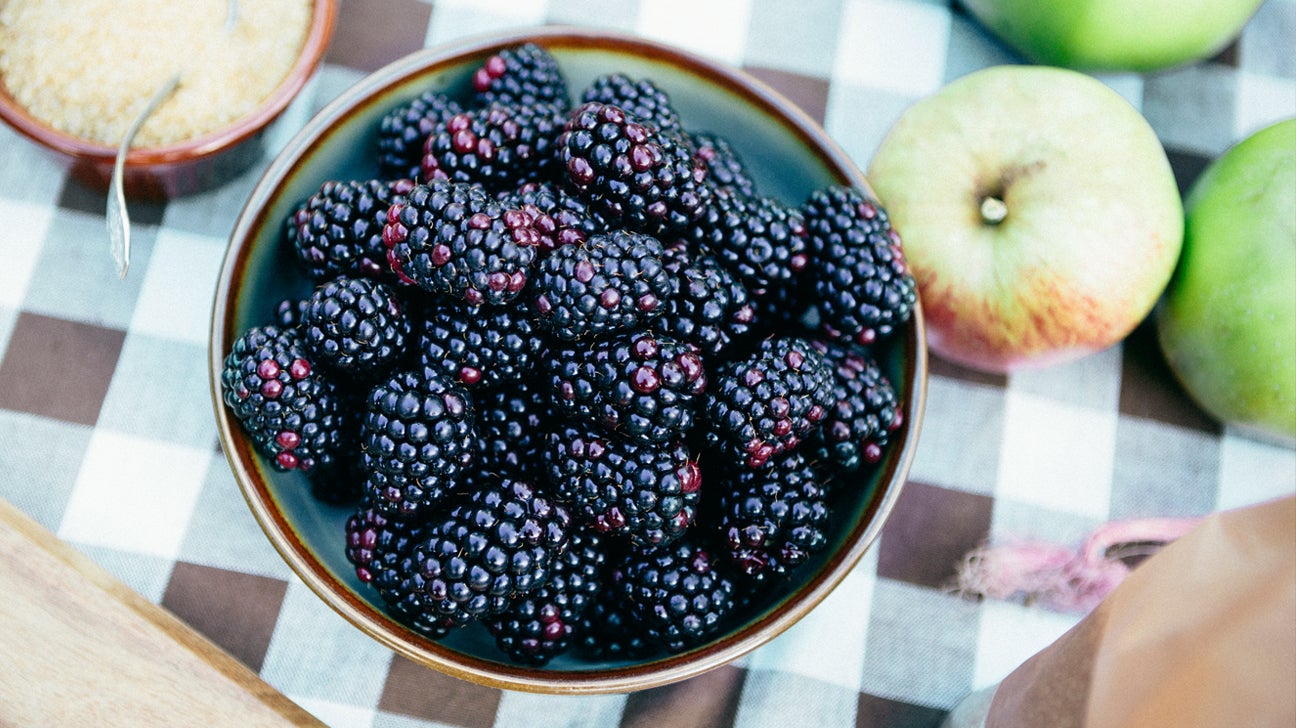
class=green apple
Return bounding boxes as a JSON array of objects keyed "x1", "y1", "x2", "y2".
[
  {"x1": 959, "y1": 0, "x2": 1264, "y2": 72},
  {"x1": 867, "y1": 65, "x2": 1183, "y2": 374},
  {"x1": 1156, "y1": 119, "x2": 1296, "y2": 445}
]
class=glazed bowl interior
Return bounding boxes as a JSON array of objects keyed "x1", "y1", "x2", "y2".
[
  {"x1": 212, "y1": 27, "x2": 926, "y2": 694},
  {"x1": 0, "y1": 0, "x2": 338, "y2": 197}
]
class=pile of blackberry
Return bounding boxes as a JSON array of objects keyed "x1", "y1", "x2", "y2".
[{"x1": 221, "y1": 43, "x2": 915, "y2": 666}]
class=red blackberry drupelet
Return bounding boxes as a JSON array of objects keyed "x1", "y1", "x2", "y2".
[
  {"x1": 544, "y1": 422, "x2": 702, "y2": 549},
  {"x1": 529, "y1": 228, "x2": 674, "y2": 342},
  {"x1": 471, "y1": 42, "x2": 570, "y2": 110},
  {"x1": 220, "y1": 325, "x2": 344, "y2": 475},
  {"x1": 420, "y1": 102, "x2": 566, "y2": 192},
  {"x1": 703, "y1": 336, "x2": 836, "y2": 469},
  {"x1": 377, "y1": 90, "x2": 465, "y2": 180},
  {"x1": 543, "y1": 331, "x2": 708, "y2": 445},
  {"x1": 556, "y1": 101, "x2": 711, "y2": 238},
  {"x1": 382, "y1": 180, "x2": 543, "y2": 306}
]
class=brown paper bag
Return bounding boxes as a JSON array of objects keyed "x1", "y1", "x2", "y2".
[{"x1": 976, "y1": 495, "x2": 1296, "y2": 728}]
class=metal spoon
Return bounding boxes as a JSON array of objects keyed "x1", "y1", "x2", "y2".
[{"x1": 107, "y1": 0, "x2": 239, "y2": 279}]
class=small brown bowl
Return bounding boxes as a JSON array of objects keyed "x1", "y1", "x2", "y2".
[
  {"x1": 0, "y1": 0, "x2": 338, "y2": 200},
  {"x1": 210, "y1": 26, "x2": 927, "y2": 694}
]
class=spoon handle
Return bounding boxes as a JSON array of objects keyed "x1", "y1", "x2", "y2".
[{"x1": 107, "y1": 73, "x2": 181, "y2": 280}]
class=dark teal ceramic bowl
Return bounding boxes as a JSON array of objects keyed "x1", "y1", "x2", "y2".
[{"x1": 210, "y1": 27, "x2": 927, "y2": 694}]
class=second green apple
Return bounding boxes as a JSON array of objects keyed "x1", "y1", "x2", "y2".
[{"x1": 959, "y1": 0, "x2": 1264, "y2": 72}]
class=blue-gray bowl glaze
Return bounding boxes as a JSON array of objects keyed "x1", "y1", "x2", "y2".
[{"x1": 210, "y1": 26, "x2": 926, "y2": 694}]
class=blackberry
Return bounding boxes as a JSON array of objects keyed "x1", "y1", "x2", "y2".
[
  {"x1": 544, "y1": 422, "x2": 701, "y2": 548},
  {"x1": 810, "y1": 341, "x2": 902, "y2": 473},
  {"x1": 544, "y1": 331, "x2": 708, "y2": 445},
  {"x1": 220, "y1": 325, "x2": 344, "y2": 474},
  {"x1": 688, "y1": 189, "x2": 809, "y2": 298},
  {"x1": 362, "y1": 468, "x2": 457, "y2": 519},
  {"x1": 530, "y1": 229, "x2": 673, "y2": 341},
  {"x1": 289, "y1": 179, "x2": 413, "y2": 282},
  {"x1": 420, "y1": 103, "x2": 566, "y2": 192},
  {"x1": 414, "y1": 297, "x2": 544, "y2": 389},
  {"x1": 472, "y1": 42, "x2": 570, "y2": 110},
  {"x1": 575, "y1": 580, "x2": 657, "y2": 661},
  {"x1": 704, "y1": 336, "x2": 835, "y2": 469},
  {"x1": 359, "y1": 367, "x2": 476, "y2": 483},
  {"x1": 346, "y1": 506, "x2": 456, "y2": 640},
  {"x1": 400, "y1": 479, "x2": 571, "y2": 627},
  {"x1": 344, "y1": 500, "x2": 429, "y2": 584},
  {"x1": 497, "y1": 181, "x2": 599, "y2": 256},
  {"x1": 377, "y1": 90, "x2": 465, "y2": 180},
  {"x1": 653, "y1": 242, "x2": 755, "y2": 357},
  {"x1": 718, "y1": 450, "x2": 830, "y2": 582},
  {"x1": 803, "y1": 186, "x2": 917, "y2": 345},
  {"x1": 689, "y1": 131, "x2": 756, "y2": 197},
  {"x1": 557, "y1": 101, "x2": 711, "y2": 237},
  {"x1": 579, "y1": 73, "x2": 682, "y2": 134},
  {"x1": 485, "y1": 527, "x2": 607, "y2": 665},
  {"x1": 383, "y1": 180, "x2": 542, "y2": 306},
  {"x1": 618, "y1": 538, "x2": 737, "y2": 653},
  {"x1": 301, "y1": 276, "x2": 409, "y2": 377},
  {"x1": 475, "y1": 379, "x2": 550, "y2": 481}
]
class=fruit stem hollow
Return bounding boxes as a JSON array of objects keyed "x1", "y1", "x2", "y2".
[{"x1": 980, "y1": 196, "x2": 1008, "y2": 225}]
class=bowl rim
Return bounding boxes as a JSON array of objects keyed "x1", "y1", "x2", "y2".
[
  {"x1": 210, "y1": 25, "x2": 928, "y2": 695},
  {"x1": 0, "y1": 0, "x2": 339, "y2": 166}
]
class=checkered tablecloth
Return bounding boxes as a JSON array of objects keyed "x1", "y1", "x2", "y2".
[{"x1": 2, "y1": 1, "x2": 1294, "y2": 726}]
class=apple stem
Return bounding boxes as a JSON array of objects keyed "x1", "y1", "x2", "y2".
[{"x1": 980, "y1": 196, "x2": 1008, "y2": 225}]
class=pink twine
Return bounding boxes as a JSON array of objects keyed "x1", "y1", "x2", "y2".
[{"x1": 954, "y1": 516, "x2": 1204, "y2": 613}]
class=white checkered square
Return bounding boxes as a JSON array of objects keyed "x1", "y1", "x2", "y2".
[
  {"x1": 996, "y1": 389, "x2": 1117, "y2": 520},
  {"x1": 0, "y1": 127, "x2": 68, "y2": 206},
  {"x1": 290, "y1": 697, "x2": 375, "y2": 728},
  {"x1": 745, "y1": 548, "x2": 875, "y2": 691},
  {"x1": 833, "y1": 0, "x2": 951, "y2": 97},
  {"x1": 23, "y1": 209, "x2": 148, "y2": 328},
  {"x1": 426, "y1": 0, "x2": 549, "y2": 46},
  {"x1": 260, "y1": 579, "x2": 396, "y2": 709},
  {"x1": 1234, "y1": 70, "x2": 1296, "y2": 139},
  {"x1": 1008, "y1": 345, "x2": 1122, "y2": 412},
  {"x1": 744, "y1": 0, "x2": 843, "y2": 78},
  {"x1": 0, "y1": 198, "x2": 52, "y2": 309},
  {"x1": 859, "y1": 578, "x2": 980, "y2": 709},
  {"x1": 0, "y1": 304, "x2": 16, "y2": 363},
  {"x1": 823, "y1": 83, "x2": 916, "y2": 171},
  {"x1": 1093, "y1": 72, "x2": 1145, "y2": 112},
  {"x1": 179, "y1": 459, "x2": 295, "y2": 581},
  {"x1": 129, "y1": 227, "x2": 227, "y2": 345},
  {"x1": 494, "y1": 691, "x2": 627, "y2": 728},
  {"x1": 58, "y1": 429, "x2": 212, "y2": 558},
  {"x1": 547, "y1": 0, "x2": 641, "y2": 32},
  {"x1": 1215, "y1": 432, "x2": 1296, "y2": 511},
  {"x1": 635, "y1": 0, "x2": 753, "y2": 66},
  {"x1": 733, "y1": 671, "x2": 860, "y2": 728},
  {"x1": 972, "y1": 599, "x2": 1080, "y2": 690},
  {"x1": 97, "y1": 334, "x2": 217, "y2": 448},
  {"x1": 908, "y1": 375, "x2": 1006, "y2": 496}
]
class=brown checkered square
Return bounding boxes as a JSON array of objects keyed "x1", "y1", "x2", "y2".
[
  {"x1": 877, "y1": 481, "x2": 994, "y2": 590},
  {"x1": 327, "y1": 0, "x2": 433, "y2": 73},
  {"x1": 743, "y1": 66, "x2": 831, "y2": 125},
  {"x1": 379, "y1": 655, "x2": 502, "y2": 728},
  {"x1": 0, "y1": 313, "x2": 125, "y2": 427},
  {"x1": 856, "y1": 693, "x2": 946, "y2": 728},
  {"x1": 1118, "y1": 320, "x2": 1219, "y2": 433},
  {"x1": 161, "y1": 562, "x2": 289, "y2": 672},
  {"x1": 621, "y1": 665, "x2": 747, "y2": 728}
]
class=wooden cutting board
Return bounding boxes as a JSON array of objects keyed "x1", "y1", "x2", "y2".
[{"x1": 0, "y1": 497, "x2": 323, "y2": 727}]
